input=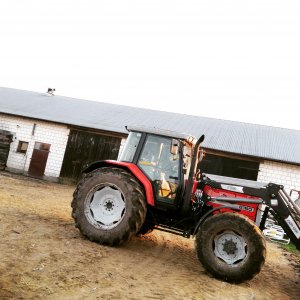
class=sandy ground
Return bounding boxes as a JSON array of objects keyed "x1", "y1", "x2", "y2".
[{"x1": 0, "y1": 171, "x2": 299, "y2": 300}]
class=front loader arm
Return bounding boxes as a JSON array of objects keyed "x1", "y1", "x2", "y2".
[
  {"x1": 232, "y1": 182, "x2": 300, "y2": 249},
  {"x1": 265, "y1": 184, "x2": 300, "y2": 248}
]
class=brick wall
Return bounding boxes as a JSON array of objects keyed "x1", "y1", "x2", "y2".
[
  {"x1": 0, "y1": 114, "x2": 69, "y2": 178},
  {"x1": 258, "y1": 160, "x2": 300, "y2": 196}
]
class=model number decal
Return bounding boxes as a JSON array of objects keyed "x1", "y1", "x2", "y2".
[
  {"x1": 238, "y1": 205, "x2": 254, "y2": 213},
  {"x1": 221, "y1": 184, "x2": 244, "y2": 193},
  {"x1": 285, "y1": 216, "x2": 300, "y2": 239}
]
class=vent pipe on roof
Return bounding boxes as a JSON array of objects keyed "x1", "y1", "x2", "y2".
[{"x1": 47, "y1": 88, "x2": 55, "y2": 95}]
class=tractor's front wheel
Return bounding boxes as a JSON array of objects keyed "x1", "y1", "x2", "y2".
[
  {"x1": 195, "y1": 213, "x2": 266, "y2": 282},
  {"x1": 72, "y1": 167, "x2": 146, "y2": 246}
]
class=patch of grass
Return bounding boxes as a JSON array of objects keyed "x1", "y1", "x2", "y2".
[{"x1": 280, "y1": 242, "x2": 300, "y2": 258}]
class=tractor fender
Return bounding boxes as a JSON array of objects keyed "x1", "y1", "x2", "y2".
[
  {"x1": 193, "y1": 205, "x2": 240, "y2": 236},
  {"x1": 83, "y1": 160, "x2": 155, "y2": 206}
]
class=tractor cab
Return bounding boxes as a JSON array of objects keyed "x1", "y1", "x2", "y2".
[{"x1": 118, "y1": 126, "x2": 199, "y2": 210}]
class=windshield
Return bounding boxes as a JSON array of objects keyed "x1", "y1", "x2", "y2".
[{"x1": 119, "y1": 132, "x2": 142, "y2": 162}]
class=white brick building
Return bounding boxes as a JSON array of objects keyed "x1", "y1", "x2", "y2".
[
  {"x1": 0, "y1": 114, "x2": 69, "y2": 179},
  {"x1": 258, "y1": 161, "x2": 300, "y2": 195}
]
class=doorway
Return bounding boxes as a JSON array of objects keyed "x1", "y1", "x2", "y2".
[
  {"x1": 200, "y1": 154, "x2": 259, "y2": 181},
  {"x1": 0, "y1": 130, "x2": 13, "y2": 170},
  {"x1": 28, "y1": 142, "x2": 51, "y2": 178},
  {"x1": 60, "y1": 129, "x2": 121, "y2": 180}
]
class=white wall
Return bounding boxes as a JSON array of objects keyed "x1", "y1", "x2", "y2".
[
  {"x1": 258, "y1": 160, "x2": 300, "y2": 197},
  {"x1": 0, "y1": 114, "x2": 69, "y2": 178}
]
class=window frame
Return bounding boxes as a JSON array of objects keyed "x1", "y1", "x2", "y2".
[{"x1": 16, "y1": 141, "x2": 29, "y2": 154}]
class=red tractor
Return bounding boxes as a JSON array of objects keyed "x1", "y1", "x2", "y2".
[{"x1": 72, "y1": 127, "x2": 300, "y2": 282}]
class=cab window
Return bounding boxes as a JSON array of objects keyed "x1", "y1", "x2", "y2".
[
  {"x1": 138, "y1": 135, "x2": 180, "y2": 199},
  {"x1": 119, "y1": 132, "x2": 142, "y2": 162}
]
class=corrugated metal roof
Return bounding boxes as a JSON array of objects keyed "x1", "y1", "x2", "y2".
[{"x1": 0, "y1": 87, "x2": 300, "y2": 165}]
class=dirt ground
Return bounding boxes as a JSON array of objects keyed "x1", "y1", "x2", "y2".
[{"x1": 0, "y1": 172, "x2": 299, "y2": 300}]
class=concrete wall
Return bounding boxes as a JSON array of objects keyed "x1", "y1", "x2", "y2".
[
  {"x1": 258, "y1": 160, "x2": 300, "y2": 197},
  {"x1": 0, "y1": 114, "x2": 69, "y2": 178}
]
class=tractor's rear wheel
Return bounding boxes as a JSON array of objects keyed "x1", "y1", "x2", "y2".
[
  {"x1": 72, "y1": 167, "x2": 146, "y2": 246},
  {"x1": 137, "y1": 211, "x2": 156, "y2": 235},
  {"x1": 137, "y1": 220, "x2": 155, "y2": 235},
  {"x1": 195, "y1": 213, "x2": 266, "y2": 282}
]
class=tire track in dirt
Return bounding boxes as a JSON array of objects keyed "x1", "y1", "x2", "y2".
[
  {"x1": 107, "y1": 232, "x2": 203, "y2": 300},
  {"x1": 103, "y1": 231, "x2": 244, "y2": 300}
]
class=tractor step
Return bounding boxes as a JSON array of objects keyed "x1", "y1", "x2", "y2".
[{"x1": 155, "y1": 225, "x2": 191, "y2": 238}]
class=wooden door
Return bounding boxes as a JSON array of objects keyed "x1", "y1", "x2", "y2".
[
  {"x1": 0, "y1": 130, "x2": 13, "y2": 170},
  {"x1": 28, "y1": 142, "x2": 51, "y2": 178},
  {"x1": 60, "y1": 129, "x2": 121, "y2": 180}
]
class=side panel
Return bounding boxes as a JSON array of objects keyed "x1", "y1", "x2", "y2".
[
  {"x1": 85, "y1": 160, "x2": 155, "y2": 206},
  {"x1": 203, "y1": 185, "x2": 260, "y2": 223}
]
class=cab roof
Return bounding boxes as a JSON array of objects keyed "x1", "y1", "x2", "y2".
[{"x1": 126, "y1": 126, "x2": 197, "y2": 145}]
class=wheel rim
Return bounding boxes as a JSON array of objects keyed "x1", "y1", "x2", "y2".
[
  {"x1": 85, "y1": 184, "x2": 126, "y2": 230},
  {"x1": 213, "y1": 230, "x2": 247, "y2": 265}
]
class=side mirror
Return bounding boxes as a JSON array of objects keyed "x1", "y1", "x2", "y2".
[{"x1": 170, "y1": 139, "x2": 179, "y2": 156}]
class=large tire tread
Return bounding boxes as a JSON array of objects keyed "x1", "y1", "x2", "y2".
[
  {"x1": 72, "y1": 167, "x2": 146, "y2": 246},
  {"x1": 196, "y1": 212, "x2": 266, "y2": 283}
]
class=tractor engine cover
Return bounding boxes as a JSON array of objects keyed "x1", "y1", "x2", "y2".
[{"x1": 203, "y1": 185, "x2": 261, "y2": 223}]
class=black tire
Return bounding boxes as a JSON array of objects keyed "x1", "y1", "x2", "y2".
[
  {"x1": 137, "y1": 220, "x2": 155, "y2": 235},
  {"x1": 195, "y1": 212, "x2": 266, "y2": 282},
  {"x1": 137, "y1": 211, "x2": 156, "y2": 235},
  {"x1": 72, "y1": 167, "x2": 147, "y2": 246}
]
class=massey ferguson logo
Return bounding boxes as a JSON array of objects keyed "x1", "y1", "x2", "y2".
[{"x1": 239, "y1": 205, "x2": 254, "y2": 213}]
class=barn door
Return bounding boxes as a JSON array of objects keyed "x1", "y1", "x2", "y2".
[
  {"x1": 60, "y1": 129, "x2": 122, "y2": 180},
  {"x1": 28, "y1": 142, "x2": 51, "y2": 178},
  {"x1": 0, "y1": 130, "x2": 13, "y2": 170}
]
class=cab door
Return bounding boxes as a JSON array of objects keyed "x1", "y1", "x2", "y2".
[{"x1": 137, "y1": 134, "x2": 181, "y2": 205}]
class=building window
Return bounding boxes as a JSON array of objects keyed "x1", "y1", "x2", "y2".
[
  {"x1": 34, "y1": 142, "x2": 51, "y2": 151},
  {"x1": 201, "y1": 154, "x2": 260, "y2": 181},
  {"x1": 17, "y1": 141, "x2": 29, "y2": 154}
]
